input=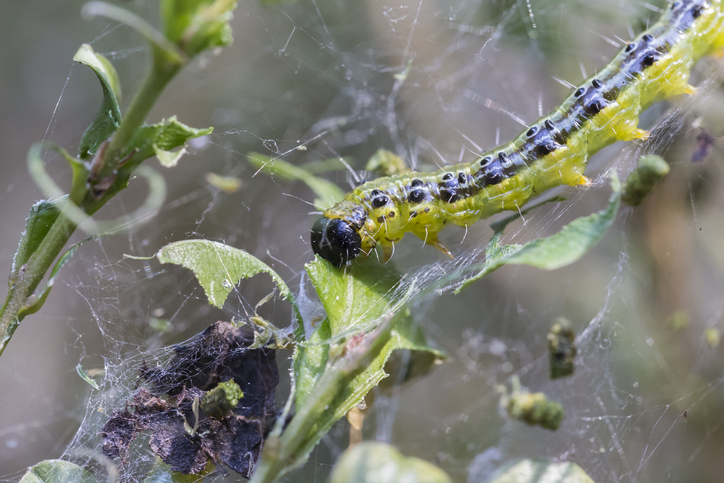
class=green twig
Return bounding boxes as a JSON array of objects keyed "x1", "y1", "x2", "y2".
[
  {"x1": 101, "y1": 58, "x2": 181, "y2": 173},
  {"x1": 0, "y1": 8, "x2": 185, "y2": 357},
  {"x1": 250, "y1": 318, "x2": 395, "y2": 483},
  {"x1": 0, "y1": 212, "x2": 77, "y2": 355}
]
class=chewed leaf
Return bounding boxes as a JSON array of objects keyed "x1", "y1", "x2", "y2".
[
  {"x1": 483, "y1": 459, "x2": 594, "y2": 483},
  {"x1": 161, "y1": 0, "x2": 238, "y2": 57},
  {"x1": 74, "y1": 44, "x2": 122, "y2": 159},
  {"x1": 20, "y1": 460, "x2": 98, "y2": 483},
  {"x1": 248, "y1": 152, "x2": 345, "y2": 210},
  {"x1": 125, "y1": 116, "x2": 212, "y2": 170},
  {"x1": 156, "y1": 240, "x2": 298, "y2": 317},
  {"x1": 330, "y1": 442, "x2": 452, "y2": 483},
  {"x1": 457, "y1": 174, "x2": 621, "y2": 292}
]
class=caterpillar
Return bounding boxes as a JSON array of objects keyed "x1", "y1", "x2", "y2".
[{"x1": 311, "y1": 0, "x2": 724, "y2": 267}]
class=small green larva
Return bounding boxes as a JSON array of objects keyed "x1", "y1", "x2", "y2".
[{"x1": 312, "y1": 0, "x2": 724, "y2": 267}]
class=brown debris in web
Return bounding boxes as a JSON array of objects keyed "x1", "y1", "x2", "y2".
[{"x1": 100, "y1": 321, "x2": 278, "y2": 476}]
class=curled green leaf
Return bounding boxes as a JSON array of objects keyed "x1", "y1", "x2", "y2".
[
  {"x1": 28, "y1": 144, "x2": 166, "y2": 235},
  {"x1": 74, "y1": 43, "x2": 122, "y2": 159}
]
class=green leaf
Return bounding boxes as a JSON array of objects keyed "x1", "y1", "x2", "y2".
[
  {"x1": 289, "y1": 259, "x2": 443, "y2": 468},
  {"x1": 74, "y1": 44, "x2": 122, "y2": 159},
  {"x1": 457, "y1": 174, "x2": 621, "y2": 292},
  {"x1": 330, "y1": 442, "x2": 452, "y2": 483},
  {"x1": 20, "y1": 460, "x2": 98, "y2": 483},
  {"x1": 125, "y1": 116, "x2": 212, "y2": 171},
  {"x1": 248, "y1": 152, "x2": 345, "y2": 210},
  {"x1": 156, "y1": 240, "x2": 299, "y2": 318},
  {"x1": 44, "y1": 144, "x2": 90, "y2": 206},
  {"x1": 484, "y1": 459, "x2": 594, "y2": 483},
  {"x1": 10, "y1": 200, "x2": 61, "y2": 286},
  {"x1": 305, "y1": 257, "x2": 408, "y2": 337},
  {"x1": 161, "y1": 0, "x2": 238, "y2": 57}
]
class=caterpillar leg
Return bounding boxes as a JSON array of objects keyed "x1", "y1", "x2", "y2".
[
  {"x1": 632, "y1": 129, "x2": 650, "y2": 141},
  {"x1": 616, "y1": 126, "x2": 650, "y2": 142},
  {"x1": 427, "y1": 239, "x2": 454, "y2": 259},
  {"x1": 382, "y1": 243, "x2": 394, "y2": 263},
  {"x1": 412, "y1": 229, "x2": 454, "y2": 259}
]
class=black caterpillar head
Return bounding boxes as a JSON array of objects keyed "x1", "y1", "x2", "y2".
[{"x1": 311, "y1": 217, "x2": 362, "y2": 267}]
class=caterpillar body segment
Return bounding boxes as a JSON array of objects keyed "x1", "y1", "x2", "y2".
[{"x1": 311, "y1": 0, "x2": 724, "y2": 267}]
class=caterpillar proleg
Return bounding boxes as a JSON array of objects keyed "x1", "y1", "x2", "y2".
[{"x1": 311, "y1": 0, "x2": 724, "y2": 267}]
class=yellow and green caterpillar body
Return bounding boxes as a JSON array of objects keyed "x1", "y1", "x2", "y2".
[{"x1": 311, "y1": 0, "x2": 724, "y2": 267}]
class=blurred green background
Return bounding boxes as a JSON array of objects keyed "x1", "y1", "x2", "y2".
[{"x1": 1, "y1": 0, "x2": 723, "y2": 481}]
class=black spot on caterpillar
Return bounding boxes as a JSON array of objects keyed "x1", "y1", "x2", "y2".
[{"x1": 311, "y1": 0, "x2": 724, "y2": 267}]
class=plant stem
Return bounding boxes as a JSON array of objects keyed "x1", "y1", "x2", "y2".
[
  {"x1": 250, "y1": 320, "x2": 395, "y2": 483},
  {"x1": 0, "y1": 213, "x2": 77, "y2": 356},
  {"x1": 0, "y1": 52, "x2": 181, "y2": 357},
  {"x1": 102, "y1": 54, "x2": 181, "y2": 175}
]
